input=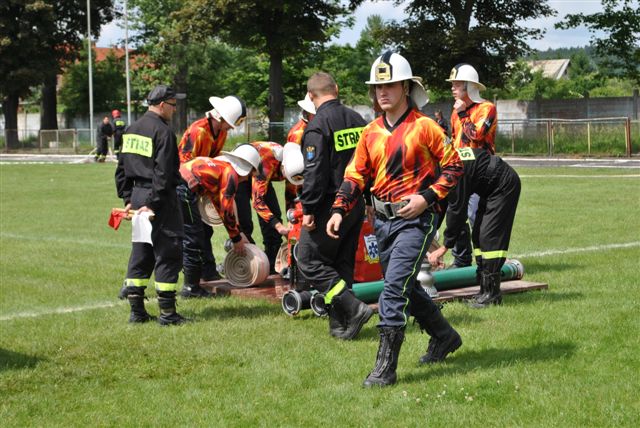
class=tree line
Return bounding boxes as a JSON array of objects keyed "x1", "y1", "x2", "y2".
[{"x1": 1, "y1": 0, "x2": 638, "y2": 147}]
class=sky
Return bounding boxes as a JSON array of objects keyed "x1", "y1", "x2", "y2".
[{"x1": 97, "y1": 0, "x2": 614, "y2": 51}]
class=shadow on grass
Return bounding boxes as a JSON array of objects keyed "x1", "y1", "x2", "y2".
[
  {"x1": 0, "y1": 348, "x2": 41, "y2": 372},
  {"x1": 506, "y1": 290, "x2": 584, "y2": 305},
  {"x1": 402, "y1": 340, "x2": 576, "y2": 384},
  {"x1": 195, "y1": 301, "x2": 281, "y2": 321},
  {"x1": 522, "y1": 258, "x2": 583, "y2": 275}
]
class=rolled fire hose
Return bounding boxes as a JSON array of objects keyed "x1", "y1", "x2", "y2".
[
  {"x1": 198, "y1": 196, "x2": 223, "y2": 227},
  {"x1": 274, "y1": 242, "x2": 289, "y2": 275},
  {"x1": 223, "y1": 243, "x2": 270, "y2": 287},
  {"x1": 294, "y1": 259, "x2": 525, "y2": 316}
]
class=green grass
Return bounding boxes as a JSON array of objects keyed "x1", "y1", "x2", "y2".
[{"x1": 1, "y1": 163, "x2": 639, "y2": 427}]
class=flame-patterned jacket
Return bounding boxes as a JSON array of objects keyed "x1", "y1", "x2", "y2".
[
  {"x1": 450, "y1": 101, "x2": 497, "y2": 154},
  {"x1": 179, "y1": 156, "x2": 243, "y2": 242},
  {"x1": 178, "y1": 116, "x2": 227, "y2": 164},
  {"x1": 286, "y1": 119, "x2": 307, "y2": 145},
  {"x1": 332, "y1": 109, "x2": 463, "y2": 215},
  {"x1": 250, "y1": 141, "x2": 297, "y2": 227}
]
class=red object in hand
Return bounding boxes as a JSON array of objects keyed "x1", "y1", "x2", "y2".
[{"x1": 108, "y1": 209, "x2": 127, "y2": 230}]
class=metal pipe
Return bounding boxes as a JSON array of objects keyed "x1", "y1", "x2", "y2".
[{"x1": 281, "y1": 289, "x2": 316, "y2": 316}]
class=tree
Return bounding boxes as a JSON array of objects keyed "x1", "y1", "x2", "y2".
[
  {"x1": 177, "y1": 0, "x2": 363, "y2": 139},
  {"x1": 39, "y1": 0, "x2": 115, "y2": 131},
  {"x1": 0, "y1": 0, "x2": 113, "y2": 148},
  {"x1": 382, "y1": 0, "x2": 555, "y2": 91},
  {"x1": 556, "y1": 0, "x2": 640, "y2": 85},
  {"x1": 59, "y1": 43, "x2": 127, "y2": 121}
]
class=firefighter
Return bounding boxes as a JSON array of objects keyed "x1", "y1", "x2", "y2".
[
  {"x1": 111, "y1": 110, "x2": 126, "y2": 159},
  {"x1": 179, "y1": 144, "x2": 261, "y2": 256},
  {"x1": 177, "y1": 95, "x2": 247, "y2": 298},
  {"x1": 445, "y1": 64, "x2": 497, "y2": 270},
  {"x1": 326, "y1": 52, "x2": 464, "y2": 387},
  {"x1": 95, "y1": 116, "x2": 113, "y2": 162},
  {"x1": 115, "y1": 84, "x2": 187, "y2": 325},
  {"x1": 286, "y1": 94, "x2": 316, "y2": 145},
  {"x1": 297, "y1": 71, "x2": 371, "y2": 341},
  {"x1": 429, "y1": 147, "x2": 520, "y2": 307},
  {"x1": 249, "y1": 141, "x2": 304, "y2": 274}
]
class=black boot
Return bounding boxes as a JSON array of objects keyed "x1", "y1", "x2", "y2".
[
  {"x1": 327, "y1": 302, "x2": 347, "y2": 338},
  {"x1": 332, "y1": 289, "x2": 373, "y2": 340},
  {"x1": 265, "y1": 243, "x2": 281, "y2": 275},
  {"x1": 180, "y1": 283, "x2": 214, "y2": 298},
  {"x1": 471, "y1": 271, "x2": 502, "y2": 308},
  {"x1": 363, "y1": 327, "x2": 405, "y2": 387},
  {"x1": 410, "y1": 287, "x2": 462, "y2": 364},
  {"x1": 157, "y1": 291, "x2": 189, "y2": 326},
  {"x1": 126, "y1": 287, "x2": 155, "y2": 323}
]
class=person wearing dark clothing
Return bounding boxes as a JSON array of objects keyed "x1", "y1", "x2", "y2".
[
  {"x1": 434, "y1": 110, "x2": 448, "y2": 136},
  {"x1": 429, "y1": 147, "x2": 520, "y2": 308},
  {"x1": 96, "y1": 116, "x2": 113, "y2": 162},
  {"x1": 114, "y1": 84, "x2": 187, "y2": 326},
  {"x1": 111, "y1": 110, "x2": 126, "y2": 159},
  {"x1": 296, "y1": 71, "x2": 371, "y2": 341},
  {"x1": 327, "y1": 52, "x2": 464, "y2": 387}
]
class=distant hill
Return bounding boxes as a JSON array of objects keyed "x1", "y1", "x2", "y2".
[{"x1": 526, "y1": 46, "x2": 596, "y2": 60}]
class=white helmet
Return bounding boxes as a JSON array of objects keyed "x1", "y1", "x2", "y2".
[
  {"x1": 297, "y1": 93, "x2": 316, "y2": 115},
  {"x1": 281, "y1": 143, "x2": 304, "y2": 185},
  {"x1": 446, "y1": 63, "x2": 486, "y2": 103},
  {"x1": 208, "y1": 95, "x2": 247, "y2": 129},
  {"x1": 365, "y1": 51, "x2": 428, "y2": 108},
  {"x1": 219, "y1": 143, "x2": 260, "y2": 176}
]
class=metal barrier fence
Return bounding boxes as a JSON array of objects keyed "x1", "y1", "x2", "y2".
[
  {"x1": 496, "y1": 117, "x2": 638, "y2": 157},
  {"x1": 3, "y1": 117, "x2": 639, "y2": 156}
]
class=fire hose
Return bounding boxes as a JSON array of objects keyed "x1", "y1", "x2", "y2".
[
  {"x1": 223, "y1": 243, "x2": 270, "y2": 287},
  {"x1": 283, "y1": 259, "x2": 525, "y2": 316}
]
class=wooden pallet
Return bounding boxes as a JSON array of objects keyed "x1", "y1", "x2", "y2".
[{"x1": 201, "y1": 276, "x2": 548, "y2": 304}]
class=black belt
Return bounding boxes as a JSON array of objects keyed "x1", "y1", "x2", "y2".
[
  {"x1": 133, "y1": 179, "x2": 152, "y2": 188},
  {"x1": 372, "y1": 196, "x2": 408, "y2": 220}
]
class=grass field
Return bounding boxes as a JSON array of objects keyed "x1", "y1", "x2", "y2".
[{"x1": 1, "y1": 162, "x2": 639, "y2": 427}]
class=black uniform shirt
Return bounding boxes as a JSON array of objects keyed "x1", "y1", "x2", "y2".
[
  {"x1": 99, "y1": 122, "x2": 114, "y2": 139},
  {"x1": 444, "y1": 147, "x2": 516, "y2": 248},
  {"x1": 300, "y1": 99, "x2": 366, "y2": 215},
  {"x1": 113, "y1": 118, "x2": 126, "y2": 137},
  {"x1": 114, "y1": 111, "x2": 180, "y2": 211}
]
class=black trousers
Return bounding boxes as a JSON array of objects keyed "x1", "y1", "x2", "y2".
[
  {"x1": 125, "y1": 185, "x2": 183, "y2": 290},
  {"x1": 96, "y1": 137, "x2": 109, "y2": 159},
  {"x1": 472, "y1": 169, "x2": 521, "y2": 274},
  {"x1": 296, "y1": 196, "x2": 365, "y2": 291},
  {"x1": 176, "y1": 182, "x2": 218, "y2": 285},
  {"x1": 235, "y1": 180, "x2": 255, "y2": 244},
  {"x1": 256, "y1": 182, "x2": 284, "y2": 272}
]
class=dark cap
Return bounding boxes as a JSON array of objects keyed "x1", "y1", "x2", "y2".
[{"x1": 146, "y1": 85, "x2": 186, "y2": 105}]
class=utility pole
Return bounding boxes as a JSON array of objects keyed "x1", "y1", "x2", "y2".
[{"x1": 87, "y1": 0, "x2": 94, "y2": 147}]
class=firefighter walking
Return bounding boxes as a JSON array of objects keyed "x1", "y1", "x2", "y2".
[
  {"x1": 297, "y1": 71, "x2": 372, "y2": 340},
  {"x1": 327, "y1": 52, "x2": 464, "y2": 387},
  {"x1": 111, "y1": 109, "x2": 126, "y2": 159}
]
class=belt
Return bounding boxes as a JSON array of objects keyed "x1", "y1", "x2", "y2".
[
  {"x1": 133, "y1": 179, "x2": 152, "y2": 188},
  {"x1": 372, "y1": 196, "x2": 408, "y2": 220}
]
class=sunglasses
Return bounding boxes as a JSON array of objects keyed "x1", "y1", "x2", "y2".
[{"x1": 163, "y1": 101, "x2": 177, "y2": 107}]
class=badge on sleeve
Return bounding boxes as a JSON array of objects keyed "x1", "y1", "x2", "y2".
[{"x1": 306, "y1": 146, "x2": 316, "y2": 161}]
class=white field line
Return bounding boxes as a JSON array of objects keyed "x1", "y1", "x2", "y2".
[
  {"x1": 0, "y1": 232, "x2": 130, "y2": 249},
  {"x1": 511, "y1": 242, "x2": 640, "y2": 259},
  {"x1": 520, "y1": 174, "x2": 640, "y2": 178},
  {"x1": 1, "y1": 242, "x2": 639, "y2": 322},
  {"x1": 0, "y1": 301, "x2": 121, "y2": 321}
]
